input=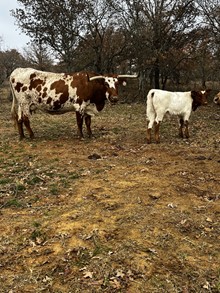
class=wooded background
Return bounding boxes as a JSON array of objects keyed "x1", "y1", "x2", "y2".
[{"x1": 1, "y1": 0, "x2": 220, "y2": 98}]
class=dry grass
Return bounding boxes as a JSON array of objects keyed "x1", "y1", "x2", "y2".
[{"x1": 0, "y1": 83, "x2": 220, "y2": 292}]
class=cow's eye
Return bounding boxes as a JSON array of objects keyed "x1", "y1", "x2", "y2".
[{"x1": 104, "y1": 82, "x2": 109, "y2": 87}]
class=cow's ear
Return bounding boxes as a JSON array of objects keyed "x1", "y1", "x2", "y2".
[{"x1": 191, "y1": 90, "x2": 197, "y2": 98}]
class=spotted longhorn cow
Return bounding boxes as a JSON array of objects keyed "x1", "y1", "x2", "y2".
[{"x1": 10, "y1": 68, "x2": 137, "y2": 140}]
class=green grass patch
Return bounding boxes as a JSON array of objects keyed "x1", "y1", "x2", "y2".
[
  {"x1": 3, "y1": 198, "x2": 23, "y2": 208},
  {"x1": 50, "y1": 184, "x2": 60, "y2": 195},
  {"x1": 68, "y1": 172, "x2": 80, "y2": 180},
  {"x1": 0, "y1": 178, "x2": 12, "y2": 185},
  {"x1": 26, "y1": 176, "x2": 44, "y2": 185},
  {"x1": 11, "y1": 183, "x2": 26, "y2": 196},
  {"x1": 16, "y1": 184, "x2": 26, "y2": 191}
]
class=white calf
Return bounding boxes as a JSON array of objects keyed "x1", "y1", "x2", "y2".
[{"x1": 146, "y1": 89, "x2": 210, "y2": 143}]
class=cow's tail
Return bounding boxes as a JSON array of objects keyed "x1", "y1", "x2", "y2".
[
  {"x1": 10, "y1": 79, "x2": 18, "y2": 128},
  {"x1": 146, "y1": 89, "x2": 156, "y2": 121}
]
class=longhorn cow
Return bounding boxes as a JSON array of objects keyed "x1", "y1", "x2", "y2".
[{"x1": 10, "y1": 68, "x2": 137, "y2": 139}]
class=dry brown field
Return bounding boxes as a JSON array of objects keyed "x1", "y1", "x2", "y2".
[{"x1": 0, "y1": 83, "x2": 219, "y2": 292}]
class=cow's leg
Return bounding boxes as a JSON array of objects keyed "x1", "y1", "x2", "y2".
[
  {"x1": 75, "y1": 112, "x2": 84, "y2": 138},
  {"x1": 154, "y1": 121, "x2": 161, "y2": 143},
  {"x1": 146, "y1": 121, "x2": 152, "y2": 144},
  {"x1": 154, "y1": 112, "x2": 164, "y2": 143},
  {"x1": 12, "y1": 112, "x2": 24, "y2": 140},
  {"x1": 184, "y1": 120, "x2": 189, "y2": 138},
  {"x1": 17, "y1": 116, "x2": 25, "y2": 140},
  {"x1": 146, "y1": 118, "x2": 155, "y2": 144},
  {"x1": 23, "y1": 115, "x2": 34, "y2": 139},
  {"x1": 179, "y1": 118, "x2": 184, "y2": 138},
  {"x1": 85, "y1": 114, "x2": 92, "y2": 138},
  {"x1": 146, "y1": 128, "x2": 151, "y2": 144}
]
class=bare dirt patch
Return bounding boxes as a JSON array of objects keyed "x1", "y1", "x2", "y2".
[{"x1": 0, "y1": 84, "x2": 220, "y2": 292}]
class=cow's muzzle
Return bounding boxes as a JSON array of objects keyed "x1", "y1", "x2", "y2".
[{"x1": 109, "y1": 96, "x2": 119, "y2": 104}]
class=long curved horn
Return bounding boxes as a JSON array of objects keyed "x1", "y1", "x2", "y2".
[
  {"x1": 117, "y1": 74, "x2": 138, "y2": 78},
  {"x1": 89, "y1": 75, "x2": 105, "y2": 81}
]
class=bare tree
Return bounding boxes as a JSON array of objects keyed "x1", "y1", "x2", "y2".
[
  {"x1": 105, "y1": 1, "x2": 199, "y2": 95},
  {"x1": 23, "y1": 42, "x2": 54, "y2": 71},
  {"x1": 0, "y1": 49, "x2": 26, "y2": 83},
  {"x1": 12, "y1": 0, "x2": 132, "y2": 73},
  {"x1": 195, "y1": 0, "x2": 220, "y2": 87},
  {"x1": 117, "y1": 0, "x2": 201, "y2": 89},
  {"x1": 197, "y1": 0, "x2": 220, "y2": 36},
  {"x1": 11, "y1": 0, "x2": 219, "y2": 93},
  {"x1": 59, "y1": 0, "x2": 128, "y2": 73},
  {"x1": 12, "y1": 0, "x2": 85, "y2": 71}
]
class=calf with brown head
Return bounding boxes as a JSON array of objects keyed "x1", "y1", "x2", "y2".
[
  {"x1": 191, "y1": 89, "x2": 210, "y2": 111},
  {"x1": 146, "y1": 89, "x2": 211, "y2": 143}
]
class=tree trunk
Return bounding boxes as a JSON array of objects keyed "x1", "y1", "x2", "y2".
[
  {"x1": 154, "y1": 59, "x2": 160, "y2": 89},
  {"x1": 138, "y1": 70, "x2": 147, "y2": 99}
]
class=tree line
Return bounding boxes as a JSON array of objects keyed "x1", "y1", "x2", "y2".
[{"x1": 1, "y1": 0, "x2": 220, "y2": 98}]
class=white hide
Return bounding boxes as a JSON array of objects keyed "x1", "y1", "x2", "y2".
[
  {"x1": 10, "y1": 68, "x2": 80, "y2": 119},
  {"x1": 146, "y1": 89, "x2": 193, "y2": 129}
]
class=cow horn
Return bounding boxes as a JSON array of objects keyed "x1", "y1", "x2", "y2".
[
  {"x1": 89, "y1": 75, "x2": 105, "y2": 81},
  {"x1": 117, "y1": 74, "x2": 138, "y2": 78}
]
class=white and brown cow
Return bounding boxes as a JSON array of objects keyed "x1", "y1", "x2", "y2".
[
  {"x1": 146, "y1": 88, "x2": 211, "y2": 143},
  {"x1": 213, "y1": 92, "x2": 220, "y2": 105},
  {"x1": 10, "y1": 68, "x2": 137, "y2": 139}
]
